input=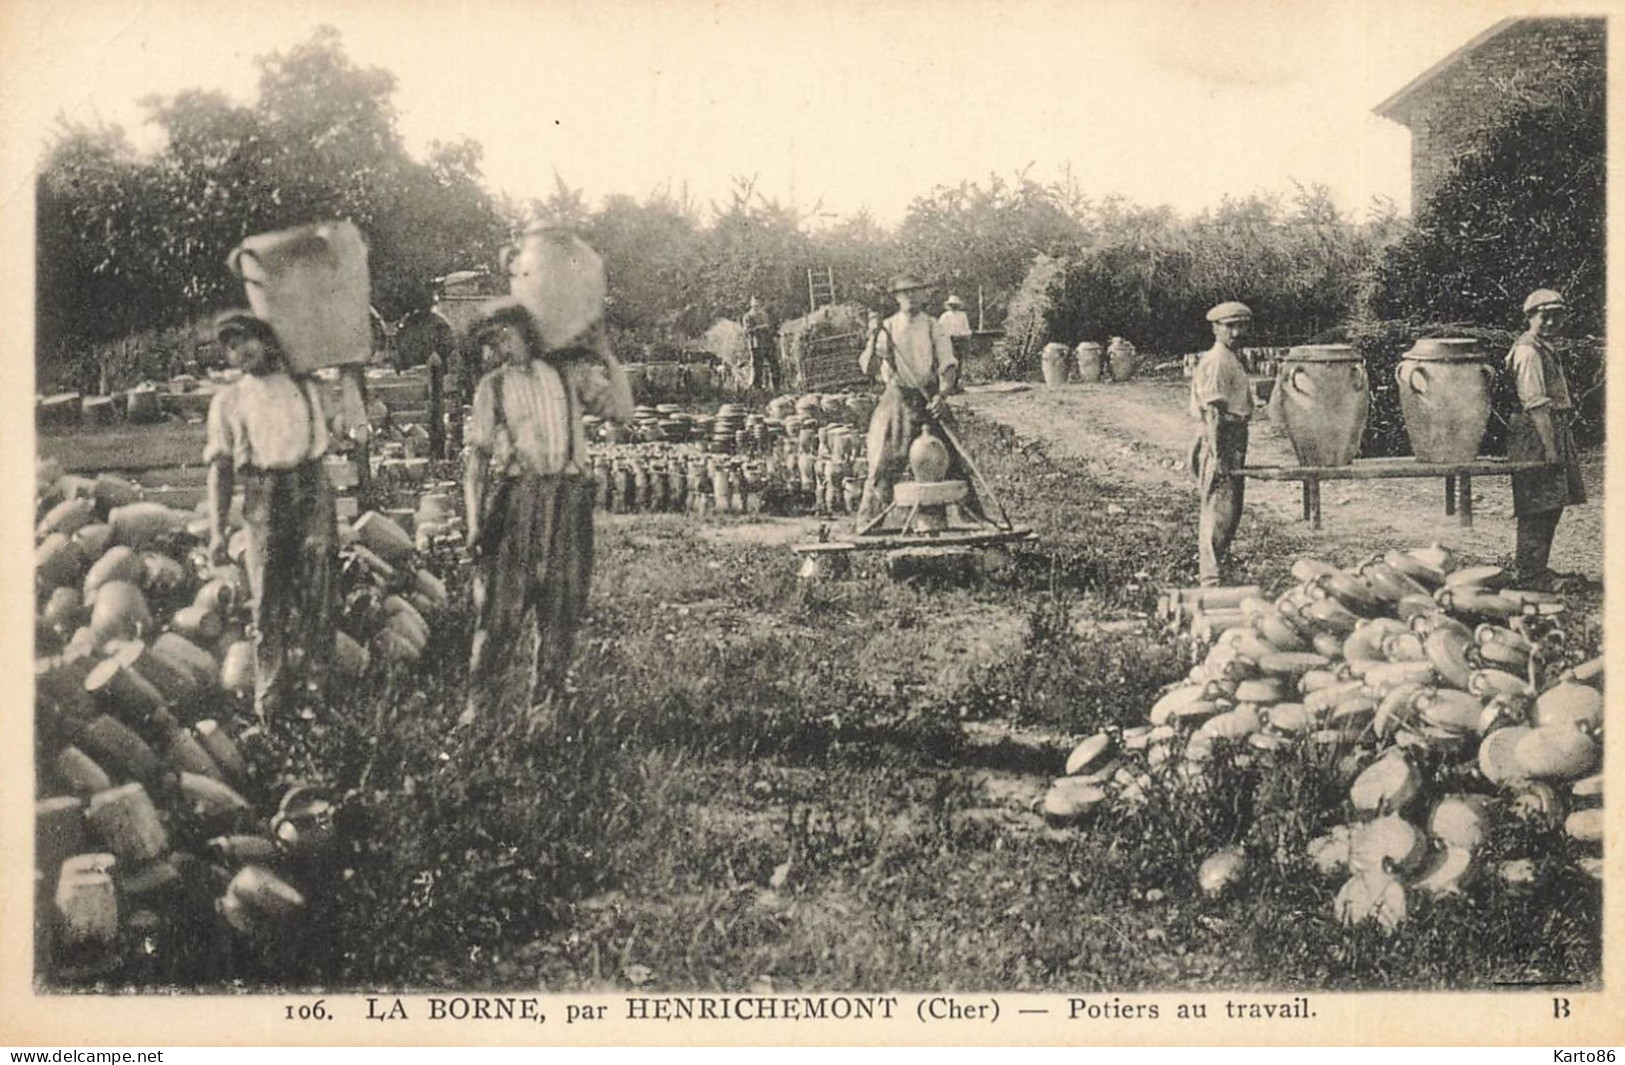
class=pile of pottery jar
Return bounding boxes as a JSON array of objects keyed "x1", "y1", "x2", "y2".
[
  {"x1": 1045, "y1": 544, "x2": 1603, "y2": 934},
  {"x1": 33, "y1": 460, "x2": 450, "y2": 982},
  {"x1": 579, "y1": 392, "x2": 880, "y2": 517}
]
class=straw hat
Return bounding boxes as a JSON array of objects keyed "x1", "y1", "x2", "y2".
[
  {"x1": 945, "y1": 294, "x2": 965, "y2": 307},
  {"x1": 889, "y1": 274, "x2": 931, "y2": 294}
]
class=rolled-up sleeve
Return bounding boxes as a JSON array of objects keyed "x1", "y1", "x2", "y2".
[
  {"x1": 203, "y1": 388, "x2": 244, "y2": 467},
  {"x1": 1510, "y1": 343, "x2": 1551, "y2": 410},
  {"x1": 1192, "y1": 357, "x2": 1224, "y2": 408},
  {"x1": 467, "y1": 374, "x2": 496, "y2": 451}
]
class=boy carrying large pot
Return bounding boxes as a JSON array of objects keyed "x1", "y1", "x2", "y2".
[
  {"x1": 1506, "y1": 289, "x2": 1587, "y2": 591},
  {"x1": 205, "y1": 310, "x2": 338, "y2": 722},
  {"x1": 460, "y1": 294, "x2": 633, "y2": 727}
]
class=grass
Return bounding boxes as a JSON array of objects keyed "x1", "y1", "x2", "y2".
[{"x1": 42, "y1": 410, "x2": 1602, "y2": 993}]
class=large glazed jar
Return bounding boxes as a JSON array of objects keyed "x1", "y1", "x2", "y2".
[
  {"x1": 1107, "y1": 336, "x2": 1139, "y2": 382},
  {"x1": 1274, "y1": 345, "x2": 1369, "y2": 467},
  {"x1": 1040, "y1": 343, "x2": 1071, "y2": 387},
  {"x1": 1074, "y1": 342, "x2": 1103, "y2": 383},
  {"x1": 1396, "y1": 338, "x2": 1492, "y2": 463},
  {"x1": 502, "y1": 224, "x2": 607, "y2": 351},
  {"x1": 227, "y1": 221, "x2": 373, "y2": 373}
]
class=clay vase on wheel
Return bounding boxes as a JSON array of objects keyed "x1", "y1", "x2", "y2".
[
  {"x1": 1274, "y1": 345, "x2": 1368, "y2": 467},
  {"x1": 909, "y1": 426, "x2": 952, "y2": 482}
]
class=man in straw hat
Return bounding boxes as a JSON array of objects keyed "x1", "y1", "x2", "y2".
[
  {"x1": 204, "y1": 310, "x2": 337, "y2": 722},
  {"x1": 461, "y1": 292, "x2": 633, "y2": 727},
  {"x1": 1506, "y1": 289, "x2": 1587, "y2": 591},
  {"x1": 938, "y1": 294, "x2": 973, "y2": 362},
  {"x1": 1188, "y1": 301, "x2": 1255, "y2": 587},
  {"x1": 857, "y1": 274, "x2": 983, "y2": 523}
]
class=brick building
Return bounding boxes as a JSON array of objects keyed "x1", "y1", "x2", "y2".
[{"x1": 1374, "y1": 16, "x2": 1606, "y2": 208}]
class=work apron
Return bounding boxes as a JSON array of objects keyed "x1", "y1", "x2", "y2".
[{"x1": 1508, "y1": 408, "x2": 1586, "y2": 516}]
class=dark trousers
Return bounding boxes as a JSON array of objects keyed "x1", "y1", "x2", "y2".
[
  {"x1": 1192, "y1": 419, "x2": 1249, "y2": 584},
  {"x1": 1515, "y1": 508, "x2": 1563, "y2": 586},
  {"x1": 242, "y1": 462, "x2": 337, "y2": 720},
  {"x1": 467, "y1": 473, "x2": 595, "y2": 721}
]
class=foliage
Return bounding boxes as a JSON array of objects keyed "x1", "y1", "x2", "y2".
[
  {"x1": 994, "y1": 187, "x2": 1391, "y2": 379},
  {"x1": 1367, "y1": 56, "x2": 1605, "y2": 335},
  {"x1": 36, "y1": 27, "x2": 508, "y2": 388}
]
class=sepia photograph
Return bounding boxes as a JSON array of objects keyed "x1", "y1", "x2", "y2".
[{"x1": 2, "y1": 0, "x2": 1616, "y2": 1047}]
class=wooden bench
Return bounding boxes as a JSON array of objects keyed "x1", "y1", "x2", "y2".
[{"x1": 1235, "y1": 456, "x2": 1548, "y2": 530}]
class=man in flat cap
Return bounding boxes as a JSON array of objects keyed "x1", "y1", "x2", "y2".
[
  {"x1": 857, "y1": 274, "x2": 974, "y2": 522},
  {"x1": 205, "y1": 310, "x2": 337, "y2": 722},
  {"x1": 1188, "y1": 301, "x2": 1255, "y2": 586},
  {"x1": 1505, "y1": 289, "x2": 1586, "y2": 590}
]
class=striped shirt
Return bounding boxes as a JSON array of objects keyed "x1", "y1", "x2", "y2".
[
  {"x1": 469, "y1": 360, "x2": 619, "y2": 476},
  {"x1": 204, "y1": 372, "x2": 330, "y2": 471}
]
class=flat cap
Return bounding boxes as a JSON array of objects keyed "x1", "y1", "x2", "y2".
[
  {"x1": 889, "y1": 274, "x2": 932, "y2": 294},
  {"x1": 213, "y1": 309, "x2": 278, "y2": 343},
  {"x1": 1522, "y1": 289, "x2": 1566, "y2": 315},
  {"x1": 1206, "y1": 301, "x2": 1253, "y2": 324}
]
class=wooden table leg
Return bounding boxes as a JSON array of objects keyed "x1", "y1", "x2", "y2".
[
  {"x1": 1444, "y1": 474, "x2": 1456, "y2": 517},
  {"x1": 1310, "y1": 478, "x2": 1322, "y2": 531},
  {"x1": 1302, "y1": 481, "x2": 1312, "y2": 522},
  {"x1": 1459, "y1": 474, "x2": 1473, "y2": 527}
]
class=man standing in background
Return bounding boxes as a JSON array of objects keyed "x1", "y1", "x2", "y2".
[
  {"x1": 938, "y1": 294, "x2": 973, "y2": 364},
  {"x1": 742, "y1": 296, "x2": 778, "y2": 393}
]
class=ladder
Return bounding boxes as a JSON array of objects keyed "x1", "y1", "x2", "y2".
[{"x1": 807, "y1": 267, "x2": 836, "y2": 312}]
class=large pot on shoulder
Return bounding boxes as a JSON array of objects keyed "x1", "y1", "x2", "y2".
[
  {"x1": 227, "y1": 221, "x2": 373, "y2": 373},
  {"x1": 1274, "y1": 345, "x2": 1368, "y2": 467},
  {"x1": 502, "y1": 225, "x2": 607, "y2": 352},
  {"x1": 1396, "y1": 338, "x2": 1492, "y2": 464}
]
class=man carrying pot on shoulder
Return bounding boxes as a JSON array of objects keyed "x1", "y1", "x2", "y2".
[
  {"x1": 461, "y1": 296, "x2": 633, "y2": 727},
  {"x1": 1189, "y1": 301, "x2": 1254, "y2": 587},
  {"x1": 1506, "y1": 289, "x2": 1587, "y2": 591},
  {"x1": 205, "y1": 310, "x2": 338, "y2": 723}
]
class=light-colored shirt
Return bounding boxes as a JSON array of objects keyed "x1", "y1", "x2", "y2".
[
  {"x1": 204, "y1": 372, "x2": 330, "y2": 470},
  {"x1": 861, "y1": 310, "x2": 957, "y2": 392},
  {"x1": 938, "y1": 309, "x2": 973, "y2": 339},
  {"x1": 1190, "y1": 344, "x2": 1253, "y2": 420},
  {"x1": 1507, "y1": 332, "x2": 1573, "y2": 412},
  {"x1": 469, "y1": 359, "x2": 622, "y2": 476}
]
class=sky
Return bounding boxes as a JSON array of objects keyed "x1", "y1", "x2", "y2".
[{"x1": 0, "y1": 0, "x2": 1564, "y2": 227}]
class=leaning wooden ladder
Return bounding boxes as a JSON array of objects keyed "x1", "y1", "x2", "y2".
[{"x1": 806, "y1": 267, "x2": 836, "y2": 313}]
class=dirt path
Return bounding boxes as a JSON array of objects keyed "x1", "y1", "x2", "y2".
[{"x1": 961, "y1": 379, "x2": 1604, "y2": 581}]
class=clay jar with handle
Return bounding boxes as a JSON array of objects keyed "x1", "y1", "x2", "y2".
[
  {"x1": 1040, "y1": 343, "x2": 1071, "y2": 387},
  {"x1": 1396, "y1": 338, "x2": 1492, "y2": 463},
  {"x1": 1107, "y1": 337, "x2": 1139, "y2": 382},
  {"x1": 1275, "y1": 345, "x2": 1369, "y2": 467},
  {"x1": 1074, "y1": 342, "x2": 1103, "y2": 383},
  {"x1": 227, "y1": 221, "x2": 373, "y2": 373}
]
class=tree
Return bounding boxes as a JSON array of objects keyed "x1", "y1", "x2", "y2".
[{"x1": 1367, "y1": 56, "x2": 1605, "y2": 334}]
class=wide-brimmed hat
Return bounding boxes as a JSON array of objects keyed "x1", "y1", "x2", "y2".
[
  {"x1": 945, "y1": 294, "x2": 965, "y2": 307},
  {"x1": 1522, "y1": 289, "x2": 1566, "y2": 316},
  {"x1": 213, "y1": 309, "x2": 278, "y2": 345},
  {"x1": 1206, "y1": 301, "x2": 1253, "y2": 324},
  {"x1": 889, "y1": 274, "x2": 932, "y2": 294}
]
